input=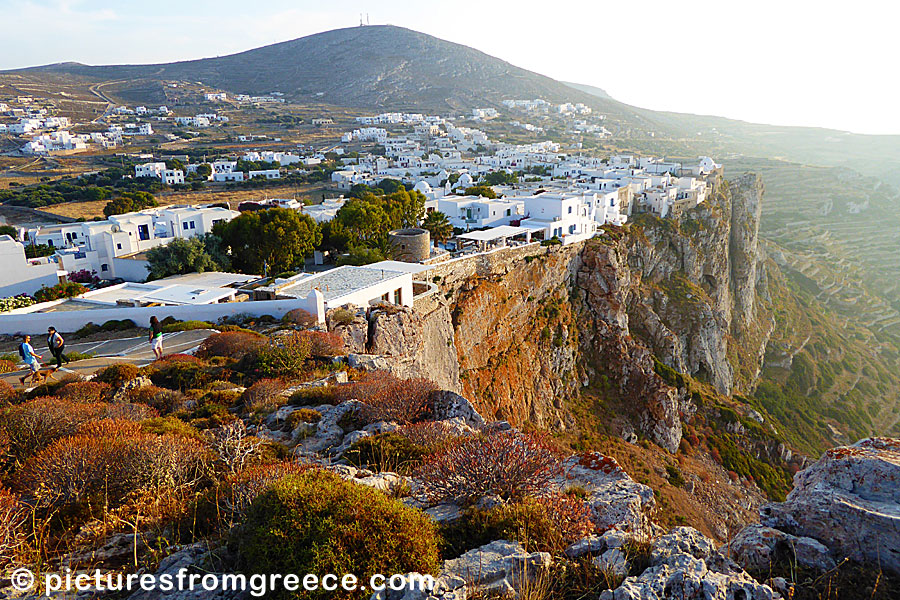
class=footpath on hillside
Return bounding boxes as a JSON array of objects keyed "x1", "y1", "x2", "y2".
[{"x1": 1, "y1": 329, "x2": 214, "y2": 388}]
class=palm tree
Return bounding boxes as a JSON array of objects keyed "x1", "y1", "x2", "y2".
[{"x1": 422, "y1": 211, "x2": 453, "y2": 244}]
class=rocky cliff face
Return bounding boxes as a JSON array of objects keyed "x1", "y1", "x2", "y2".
[
  {"x1": 337, "y1": 174, "x2": 774, "y2": 455},
  {"x1": 621, "y1": 174, "x2": 773, "y2": 396}
]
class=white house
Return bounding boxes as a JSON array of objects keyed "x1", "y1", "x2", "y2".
[
  {"x1": 248, "y1": 169, "x2": 280, "y2": 180},
  {"x1": 436, "y1": 196, "x2": 525, "y2": 230},
  {"x1": 0, "y1": 236, "x2": 66, "y2": 297},
  {"x1": 135, "y1": 162, "x2": 166, "y2": 178},
  {"x1": 519, "y1": 192, "x2": 601, "y2": 245}
]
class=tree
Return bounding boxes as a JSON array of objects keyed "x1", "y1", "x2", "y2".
[
  {"x1": 216, "y1": 208, "x2": 321, "y2": 275},
  {"x1": 0, "y1": 225, "x2": 16, "y2": 238},
  {"x1": 333, "y1": 189, "x2": 425, "y2": 252},
  {"x1": 145, "y1": 235, "x2": 227, "y2": 280},
  {"x1": 422, "y1": 211, "x2": 453, "y2": 244},
  {"x1": 465, "y1": 186, "x2": 498, "y2": 199},
  {"x1": 483, "y1": 171, "x2": 518, "y2": 186},
  {"x1": 103, "y1": 191, "x2": 158, "y2": 217}
]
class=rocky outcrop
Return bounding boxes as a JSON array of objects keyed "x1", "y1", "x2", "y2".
[
  {"x1": 729, "y1": 174, "x2": 764, "y2": 332},
  {"x1": 562, "y1": 453, "x2": 656, "y2": 533},
  {"x1": 725, "y1": 523, "x2": 836, "y2": 573},
  {"x1": 361, "y1": 305, "x2": 461, "y2": 393},
  {"x1": 441, "y1": 540, "x2": 552, "y2": 597},
  {"x1": 575, "y1": 243, "x2": 686, "y2": 452},
  {"x1": 601, "y1": 527, "x2": 774, "y2": 600},
  {"x1": 756, "y1": 437, "x2": 900, "y2": 574}
]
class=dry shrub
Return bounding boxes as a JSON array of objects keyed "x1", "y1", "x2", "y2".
[
  {"x1": 398, "y1": 420, "x2": 471, "y2": 447},
  {"x1": 0, "y1": 485, "x2": 28, "y2": 567},
  {"x1": 252, "y1": 332, "x2": 311, "y2": 377},
  {"x1": 450, "y1": 493, "x2": 594, "y2": 555},
  {"x1": 337, "y1": 373, "x2": 437, "y2": 424},
  {"x1": 156, "y1": 353, "x2": 204, "y2": 365},
  {"x1": 1, "y1": 397, "x2": 109, "y2": 463},
  {"x1": 96, "y1": 363, "x2": 140, "y2": 388},
  {"x1": 0, "y1": 380, "x2": 17, "y2": 404},
  {"x1": 0, "y1": 430, "x2": 9, "y2": 472},
  {"x1": 242, "y1": 378, "x2": 287, "y2": 412},
  {"x1": 283, "y1": 308, "x2": 317, "y2": 327},
  {"x1": 295, "y1": 330, "x2": 344, "y2": 357},
  {"x1": 57, "y1": 381, "x2": 113, "y2": 403},
  {"x1": 209, "y1": 420, "x2": 264, "y2": 474},
  {"x1": 18, "y1": 422, "x2": 209, "y2": 508},
  {"x1": 127, "y1": 386, "x2": 187, "y2": 414},
  {"x1": 415, "y1": 431, "x2": 564, "y2": 505},
  {"x1": 0, "y1": 359, "x2": 17, "y2": 374},
  {"x1": 197, "y1": 331, "x2": 266, "y2": 360}
]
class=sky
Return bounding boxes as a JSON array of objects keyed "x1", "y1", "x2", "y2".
[{"x1": 2, "y1": 0, "x2": 898, "y2": 135}]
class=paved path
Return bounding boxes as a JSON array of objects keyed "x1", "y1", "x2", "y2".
[{"x1": 2, "y1": 329, "x2": 215, "y2": 389}]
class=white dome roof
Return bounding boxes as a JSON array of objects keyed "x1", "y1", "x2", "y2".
[
  {"x1": 414, "y1": 181, "x2": 433, "y2": 194},
  {"x1": 457, "y1": 173, "x2": 474, "y2": 188}
]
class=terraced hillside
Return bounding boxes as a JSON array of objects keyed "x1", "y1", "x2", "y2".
[{"x1": 718, "y1": 158, "x2": 900, "y2": 449}]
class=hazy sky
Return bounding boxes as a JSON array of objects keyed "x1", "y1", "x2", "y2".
[{"x1": 2, "y1": 0, "x2": 898, "y2": 135}]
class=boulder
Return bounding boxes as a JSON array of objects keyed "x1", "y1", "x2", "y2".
[
  {"x1": 560, "y1": 453, "x2": 655, "y2": 533},
  {"x1": 601, "y1": 527, "x2": 774, "y2": 600},
  {"x1": 441, "y1": 540, "x2": 551, "y2": 598},
  {"x1": 369, "y1": 573, "x2": 466, "y2": 600},
  {"x1": 293, "y1": 400, "x2": 364, "y2": 455},
  {"x1": 430, "y1": 391, "x2": 485, "y2": 428},
  {"x1": 127, "y1": 543, "x2": 248, "y2": 600},
  {"x1": 725, "y1": 523, "x2": 836, "y2": 573},
  {"x1": 759, "y1": 437, "x2": 900, "y2": 574}
]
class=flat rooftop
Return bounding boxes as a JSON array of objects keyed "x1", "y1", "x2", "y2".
[
  {"x1": 156, "y1": 271, "x2": 259, "y2": 288},
  {"x1": 277, "y1": 266, "x2": 405, "y2": 301},
  {"x1": 459, "y1": 225, "x2": 529, "y2": 242}
]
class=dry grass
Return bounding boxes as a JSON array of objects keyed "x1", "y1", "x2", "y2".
[{"x1": 39, "y1": 183, "x2": 333, "y2": 220}]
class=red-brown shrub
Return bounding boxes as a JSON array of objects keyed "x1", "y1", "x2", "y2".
[
  {"x1": 96, "y1": 363, "x2": 140, "y2": 388},
  {"x1": 282, "y1": 308, "x2": 317, "y2": 328},
  {"x1": 415, "y1": 431, "x2": 563, "y2": 504},
  {"x1": 0, "y1": 380, "x2": 17, "y2": 404},
  {"x1": 295, "y1": 330, "x2": 344, "y2": 357},
  {"x1": 1, "y1": 397, "x2": 109, "y2": 463},
  {"x1": 18, "y1": 424, "x2": 209, "y2": 508},
  {"x1": 57, "y1": 381, "x2": 113, "y2": 403},
  {"x1": 197, "y1": 331, "x2": 266, "y2": 360},
  {"x1": 0, "y1": 485, "x2": 28, "y2": 567},
  {"x1": 337, "y1": 373, "x2": 437, "y2": 423},
  {"x1": 130, "y1": 386, "x2": 186, "y2": 414},
  {"x1": 0, "y1": 359, "x2": 17, "y2": 374},
  {"x1": 242, "y1": 378, "x2": 287, "y2": 411}
]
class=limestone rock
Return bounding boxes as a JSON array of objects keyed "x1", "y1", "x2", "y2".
[
  {"x1": 758, "y1": 437, "x2": 900, "y2": 574},
  {"x1": 369, "y1": 574, "x2": 466, "y2": 600},
  {"x1": 601, "y1": 527, "x2": 774, "y2": 600},
  {"x1": 430, "y1": 390, "x2": 485, "y2": 428},
  {"x1": 441, "y1": 540, "x2": 551, "y2": 598},
  {"x1": 561, "y1": 453, "x2": 655, "y2": 533},
  {"x1": 725, "y1": 523, "x2": 836, "y2": 573},
  {"x1": 127, "y1": 544, "x2": 248, "y2": 600}
]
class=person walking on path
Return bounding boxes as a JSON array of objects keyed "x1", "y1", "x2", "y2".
[
  {"x1": 17, "y1": 334, "x2": 42, "y2": 386},
  {"x1": 149, "y1": 316, "x2": 164, "y2": 359},
  {"x1": 47, "y1": 326, "x2": 69, "y2": 370}
]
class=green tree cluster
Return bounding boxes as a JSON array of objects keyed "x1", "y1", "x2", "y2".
[
  {"x1": 215, "y1": 208, "x2": 321, "y2": 275},
  {"x1": 103, "y1": 191, "x2": 158, "y2": 217},
  {"x1": 145, "y1": 235, "x2": 230, "y2": 280}
]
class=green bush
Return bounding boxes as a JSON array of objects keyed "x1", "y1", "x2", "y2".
[
  {"x1": 440, "y1": 494, "x2": 593, "y2": 558},
  {"x1": 161, "y1": 320, "x2": 214, "y2": 333},
  {"x1": 289, "y1": 386, "x2": 340, "y2": 406},
  {"x1": 233, "y1": 469, "x2": 441, "y2": 599},
  {"x1": 150, "y1": 361, "x2": 210, "y2": 391},
  {"x1": 34, "y1": 281, "x2": 87, "y2": 302},
  {"x1": 344, "y1": 433, "x2": 430, "y2": 474}
]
